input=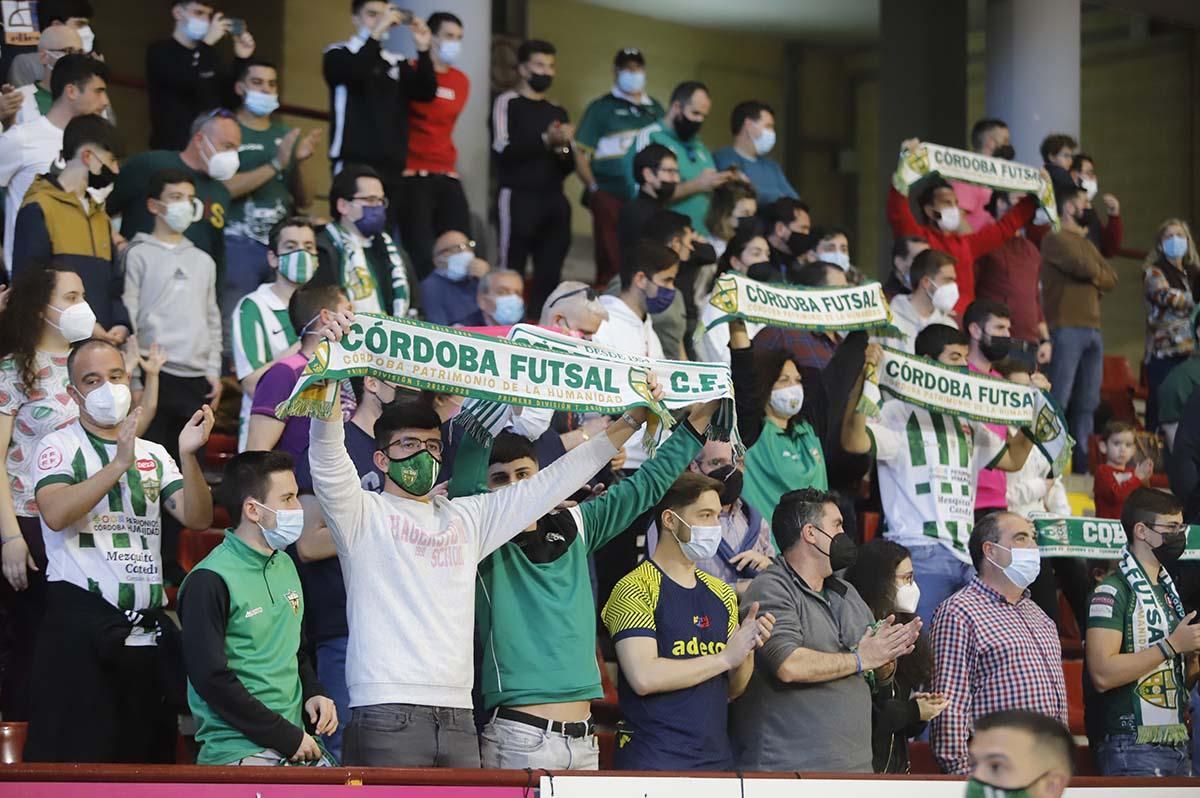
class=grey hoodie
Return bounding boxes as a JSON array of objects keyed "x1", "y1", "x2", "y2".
[{"x1": 122, "y1": 232, "x2": 222, "y2": 378}]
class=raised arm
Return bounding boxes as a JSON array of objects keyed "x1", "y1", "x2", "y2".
[
  {"x1": 964, "y1": 194, "x2": 1037, "y2": 259},
  {"x1": 164, "y1": 407, "x2": 216, "y2": 532},
  {"x1": 728, "y1": 320, "x2": 764, "y2": 447},
  {"x1": 35, "y1": 410, "x2": 143, "y2": 532}
]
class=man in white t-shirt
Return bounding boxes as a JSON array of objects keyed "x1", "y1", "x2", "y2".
[
  {"x1": 842, "y1": 325, "x2": 1035, "y2": 623},
  {"x1": 592, "y1": 238, "x2": 678, "y2": 471},
  {"x1": 0, "y1": 54, "x2": 109, "y2": 270},
  {"x1": 232, "y1": 218, "x2": 315, "y2": 449},
  {"x1": 889, "y1": 249, "x2": 960, "y2": 353},
  {"x1": 25, "y1": 339, "x2": 214, "y2": 763}
]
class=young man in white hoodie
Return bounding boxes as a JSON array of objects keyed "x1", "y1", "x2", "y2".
[
  {"x1": 123, "y1": 167, "x2": 222, "y2": 463},
  {"x1": 309, "y1": 309, "x2": 664, "y2": 767},
  {"x1": 889, "y1": 248, "x2": 960, "y2": 353}
]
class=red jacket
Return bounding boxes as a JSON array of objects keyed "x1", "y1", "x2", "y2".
[
  {"x1": 887, "y1": 187, "x2": 1037, "y2": 315},
  {"x1": 974, "y1": 236, "x2": 1045, "y2": 342},
  {"x1": 1094, "y1": 463, "x2": 1145, "y2": 519}
]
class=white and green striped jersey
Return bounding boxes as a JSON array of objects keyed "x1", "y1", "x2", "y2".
[
  {"x1": 34, "y1": 422, "x2": 183, "y2": 612},
  {"x1": 867, "y1": 402, "x2": 1006, "y2": 562},
  {"x1": 232, "y1": 283, "x2": 298, "y2": 450}
]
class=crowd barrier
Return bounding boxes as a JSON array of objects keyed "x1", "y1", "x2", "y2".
[{"x1": 0, "y1": 765, "x2": 1196, "y2": 796}]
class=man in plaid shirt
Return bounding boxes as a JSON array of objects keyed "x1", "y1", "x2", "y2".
[{"x1": 930, "y1": 512, "x2": 1068, "y2": 774}]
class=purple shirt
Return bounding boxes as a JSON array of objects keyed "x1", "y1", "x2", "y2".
[{"x1": 251, "y1": 352, "x2": 312, "y2": 463}]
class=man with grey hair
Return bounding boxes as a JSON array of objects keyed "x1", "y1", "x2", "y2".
[
  {"x1": 731, "y1": 488, "x2": 920, "y2": 772},
  {"x1": 477, "y1": 268, "x2": 525, "y2": 327},
  {"x1": 12, "y1": 24, "x2": 83, "y2": 124},
  {"x1": 540, "y1": 281, "x2": 609, "y2": 339},
  {"x1": 931, "y1": 511, "x2": 1067, "y2": 775}
]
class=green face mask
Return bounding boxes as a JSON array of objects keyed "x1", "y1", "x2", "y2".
[
  {"x1": 277, "y1": 249, "x2": 316, "y2": 285},
  {"x1": 385, "y1": 449, "x2": 440, "y2": 496},
  {"x1": 965, "y1": 774, "x2": 1045, "y2": 798}
]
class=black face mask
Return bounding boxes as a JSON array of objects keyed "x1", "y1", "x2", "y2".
[
  {"x1": 673, "y1": 115, "x2": 702, "y2": 142},
  {"x1": 746, "y1": 261, "x2": 778, "y2": 283},
  {"x1": 1152, "y1": 531, "x2": 1187, "y2": 565},
  {"x1": 979, "y1": 332, "x2": 1011, "y2": 362},
  {"x1": 786, "y1": 230, "x2": 815, "y2": 256},
  {"x1": 656, "y1": 180, "x2": 678, "y2": 203},
  {"x1": 992, "y1": 144, "x2": 1015, "y2": 161},
  {"x1": 735, "y1": 215, "x2": 760, "y2": 237},
  {"x1": 687, "y1": 241, "x2": 717, "y2": 267},
  {"x1": 527, "y1": 73, "x2": 553, "y2": 93},
  {"x1": 88, "y1": 161, "x2": 117, "y2": 190},
  {"x1": 1073, "y1": 209, "x2": 1090, "y2": 227},
  {"x1": 706, "y1": 464, "x2": 743, "y2": 506},
  {"x1": 815, "y1": 526, "x2": 858, "y2": 572}
]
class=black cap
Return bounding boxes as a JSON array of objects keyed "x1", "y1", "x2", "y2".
[{"x1": 614, "y1": 47, "x2": 645, "y2": 68}]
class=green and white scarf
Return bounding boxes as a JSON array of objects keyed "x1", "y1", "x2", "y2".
[
  {"x1": 1033, "y1": 516, "x2": 1200, "y2": 560},
  {"x1": 1116, "y1": 547, "x2": 1188, "y2": 743},
  {"x1": 892, "y1": 140, "x2": 1060, "y2": 231},
  {"x1": 858, "y1": 347, "x2": 1073, "y2": 475},
  {"x1": 701, "y1": 273, "x2": 899, "y2": 336},
  {"x1": 324, "y1": 222, "x2": 410, "y2": 317}
]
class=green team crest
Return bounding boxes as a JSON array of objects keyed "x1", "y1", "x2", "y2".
[
  {"x1": 628, "y1": 367, "x2": 653, "y2": 405},
  {"x1": 709, "y1": 275, "x2": 740, "y2": 314},
  {"x1": 303, "y1": 340, "x2": 331, "y2": 376},
  {"x1": 1136, "y1": 669, "x2": 1179, "y2": 709},
  {"x1": 1033, "y1": 403, "x2": 1063, "y2": 443}
]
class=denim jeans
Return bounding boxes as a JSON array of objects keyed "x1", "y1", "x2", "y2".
[
  {"x1": 221, "y1": 234, "x2": 273, "y2": 356},
  {"x1": 1097, "y1": 733, "x2": 1191, "y2": 777},
  {"x1": 342, "y1": 703, "x2": 480, "y2": 767},
  {"x1": 1046, "y1": 327, "x2": 1104, "y2": 472},
  {"x1": 480, "y1": 716, "x2": 599, "y2": 770},
  {"x1": 315, "y1": 636, "x2": 350, "y2": 762},
  {"x1": 907, "y1": 543, "x2": 975, "y2": 624}
]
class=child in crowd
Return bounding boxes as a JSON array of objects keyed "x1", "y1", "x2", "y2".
[{"x1": 1093, "y1": 420, "x2": 1152, "y2": 519}]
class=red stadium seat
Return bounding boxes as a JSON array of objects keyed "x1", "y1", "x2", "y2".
[
  {"x1": 179, "y1": 528, "x2": 225, "y2": 572},
  {"x1": 907, "y1": 740, "x2": 940, "y2": 774},
  {"x1": 204, "y1": 432, "x2": 237, "y2": 472},
  {"x1": 1101, "y1": 356, "x2": 1144, "y2": 425},
  {"x1": 1057, "y1": 591, "x2": 1083, "y2": 658},
  {"x1": 1062, "y1": 659, "x2": 1085, "y2": 736},
  {"x1": 212, "y1": 504, "x2": 232, "y2": 530},
  {"x1": 591, "y1": 647, "x2": 622, "y2": 726},
  {"x1": 597, "y1": 730, "x2": 615, "y2": 770},
  {"x1": 860, "y1": 511, "x2": 881, "y2": 543}
]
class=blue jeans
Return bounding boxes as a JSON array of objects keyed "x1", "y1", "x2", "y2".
[
  {"x1": 221, "y1": 234, "x2": 273, "y2": 355},
  {"x1": 907, "y1": 543, "x2": 975, "y2": 624},
  {"x1": 1098, "y1": 733, "x2": 1191, "y2": 777},
  {"x1": 315, "y1": 636, "x2": 350, "y2": 762},
  {"x1": 1046, "y1": 327, "x2": 1103, "y2": 473}
]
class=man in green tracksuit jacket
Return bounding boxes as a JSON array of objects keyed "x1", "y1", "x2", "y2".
[
  {"x1": 450, "y1": 399, "x2": 719, "y2": 770},
  {"x1": 179, "y1": 451, "x2": 338, "y2": 765}
]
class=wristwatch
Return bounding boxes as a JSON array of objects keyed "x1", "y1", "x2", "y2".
[{"x1": 618, "y1": 411, "x2": 642, "y2": 430}]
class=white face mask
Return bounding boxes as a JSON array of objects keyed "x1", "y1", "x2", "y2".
[
  {"x1": 617, "y1": 69, "x2": 645, "y2": 95},
  {"x1": 437, "y1": 40, "x2": 462, "y2": 66},
  {"x1": 818, "y1": 250, "x2": 851, "y2": 271},
  {"x1": 1033, "y1": 207, "x2": 1050, "y2": 227},
  {"x1": 753, "y1": 127, "x2": 776, "y2": 156},
  {"x1": 77, "y1": 25, "x2": 96, "y2": 54},
  {"x1": 1080, "y1": 177, "x2": 1098, "y2": 200},
  {"x1": 81, "y1": 381, "x2": 131, "y2": 427},
  {"x1": 987, "y1": 543, "x2": 1042, "y2": 590},
  {"x1": 162, "y1": 200, "x2": 196, "y2": 233},
  {"x1": 927, "y1": 281, "x2": 959, "y2": 314},
  {"x1": 936, "y1": 206, "x2": 961, "y2": 232},
  {"x1": 203, "y1": 136, "x2": 240, "y2": 181},
  {"x1": 895, "y1": 581, "x2": 921, "y2": 614},
  {"x1": 769, "y1": 384, "x2": 804, "y2": 418},
  {"x1": 252, "y1": 500, "x2": 305, "y2": 550},
  {"x1": 445, "y1": 250, "x2": 473, "y2": 281},
  {"x1": 184, "y1": 14, "x2": 210, "y2": 42},
  {"x1": 667, "y1": 510, "x2": 722, "y2": 562},
  {"x1": 47, "y1": 301, "x2": 97, "y2": 342}
]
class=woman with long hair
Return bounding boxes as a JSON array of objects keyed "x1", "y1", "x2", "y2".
[
  {"x1": 703, "y1": 181, "x2": 758, "y2": 259},
  {"x1": 694, "y1": 230, "x2": 771, "y2": 364},
  {"x1": 1143, "y1": 218, "x2": 1200, "y2": 430},
  {"x1": 844, "y1": 538, "x2": 947, "y2": 773},
  {"x1": 0, "y1": 266, "x2": 162, "y2": 721}
]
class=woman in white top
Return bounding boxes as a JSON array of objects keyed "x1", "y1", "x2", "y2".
[
  {"x1": 694, "y1": 231, "x2": 772, "y2": 365},
  {"x1": 994, "y1": 359, "x2": 1071, "y2": 517}
]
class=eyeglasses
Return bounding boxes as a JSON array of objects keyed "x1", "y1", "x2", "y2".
[
  {"x1": 381, "y1": 437, "x2": 444, "y2": 458},
  {"x1": 198, "y1": 108, "x2": 237, "y2": 123},
  {"x1": 547, "y1": 286, "x2": 598, "y2": 308},
  {"x1": 435, "y1": 240, "x2": 476, "y2": 258},
  {"x1": 1147, "y1": 521, "x2": 1187, "y2": 536},
  {"x1": 46, "y1": 47, "x2": 83, "y2": 57},
  {"x1": 352, "y1": 195, "x2": 389, "y2": 208}
]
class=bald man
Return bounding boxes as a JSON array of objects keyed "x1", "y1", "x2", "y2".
[
  {"x1": 540, "y1": 281, "x2": 609, "y2": 339},
  {"x1": 12, "y1": 24, "x2": 84, "y2": 124},
  {"x1": 968, "y1": 709, "x2": 1074, "y2": 798}
]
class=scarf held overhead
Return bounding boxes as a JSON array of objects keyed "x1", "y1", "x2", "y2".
[
  {"x1": 892, "y1": 141, "x2": 1060, "y2": 231},
  {"x1": 702, "y1": 274, "x2": 898, "y2": 335}
]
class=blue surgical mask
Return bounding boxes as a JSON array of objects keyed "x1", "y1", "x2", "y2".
[
  {"x1": 617, "y1": 69, "x2": 645, "y2": 94},
  {"x1": 493, "y1": 294, "x2": 525, "y2": 325},
  {"x1": 244, "y1": 90, "x2": 280, "y2": 117},
  {"x1": 445, "y1": 251, "x2": 473, "y2": 281},
  {"x1": 437, "y1": 40, "x2": 462, "y2": 66},
  {"x1": 252, "y1": 500, "x2": 305, "y2": 551},
  {"x1": 644, "y1": 282, "x2": 676, "y2": 314},
  {"x1": 355, "y1": 204, "x2": 387, "y2": 238},
  {"x1": 184, "y1": 14, "x2": 210, "y2": 42},
  {"x1": 1163, "y1": 235, "x2": 1189, "y2": 261}
]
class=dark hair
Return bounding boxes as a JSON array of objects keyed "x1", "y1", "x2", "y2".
[
  {"x1": 50, "y1": 52, "x2": 106, "y2": 101},
  {"x1": 910, "y1": 248, "x2": 956, "y2": 288},
  {"x1": 287, "y1": 284, "x2": 345, "y2": 336},
  {"x1": 38, "y1": 0, "x2": 93, "y2": 29},
  {"x1": 61, "y1": 113, "x2": 118, "y2": 161},
  {"x1": 914, "y1": 176, "x2": 953, "y2": 219},
  {"x1": 236, "y1": 57, "x2": 278, "y2": 84},
  {"x1": 620, "y1": 239, "x2": 678, "y2": 288},
  {"x1": 773, "y1": 488, "x2": 838, "y2": 554},
  {"x1": 1102, "y1": 419, "x2": 1136, "y2": 440},
  {"x1": 792, "y1": 262, "x2": 839, "y2": 287},
  {"x1": 489, "y1": 430, "x2": 539, "y2": 467},
  {"x1": 0, "y1": 266, "x2": 69, "y2": 389},
  {"x1": 374, "y1": 398, "x2": 443, "y2": 450},
  {"x1": 146, "y1": 168, "x2": 194, "y2": 200},
  {"x1": 517, "y1": 39, "x2": 556, "y2": 64},
  {"x1": 351, "y1": 0, "x2": 378, "y2": 12},
  {"x1": 329, "y1": 163, "x2": 383, "y2": 219},
  {"x1": 708, "y1": 228, "x2": 766, "y2": 295},
  {"x1": 1054, "y1": 179, "x2": 1086, "y2": 215},
  {"x1": 729, "y1": 100, "x2": 774, "y2": 136},
  {"x1": 705, "y1": 181, "x2": 757, "y2": 240},
  {"x1": 843, "y1": 538, "x2": 934, "y2": 688},
  {"x1": 66, "y1": 337, "x2": 121, "y2": 383},
  {"x1": 963, "y1": 298, "x2": 1010, "y2": 338},
  {"x1": 640, "y1": 209, "x2": 690, "y2": 249},
  {"x1": 891, "y1": 235, "x2": 925, "y2": 265},
  {"x1": 268, "y1": 216, "x2": 316, "y2": 252},
  {"x1": 761, "y1": 197, "x2": 810, "y2": 228},
  {"x1": 1040, "y1": 133, "x2": 1078, "y2": 163},
  {"x1": 974, "y1": 709, "x2": 1075, "y2": 775},
  {"x1": 811, "y1": 225, "x2": 849, "y2": 246},
  {"x1": 970, "y1": 118, "x2": 1007, "y2": 151},
  {"x1": 427, "y1": 11, "x2": 463, "y2": 35},
  {"x1": 632, "y1": 143, "x2": 675, "y2": 186},
  {"x1": 749, "y1": 347, "x2": 812, "y2": 430},
  {"x1": 992, "y1": 357, "x2": 1034, "y2": 379},
  {"x1": 669, "y1": 80, "x2": 708, "y2": 108},
  {"x1": 968, "y1": 510, "x2": 1018, "y2": 570},
  {"x1": 654, "y1": 472, "x2": 723, "y2": 528},
  {"x1": 914, "y1": 323, "x2": 968, "y2": 360},
  {"x1": 1121, "y1": 487, "x2": 1184, "y2": 540},
  {"x1": 1071, "y1": 152, "x2": 1094, "y2": 173},
  {"x1": 219, "y1": 450, "x2": 296, "y2": 523}
]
